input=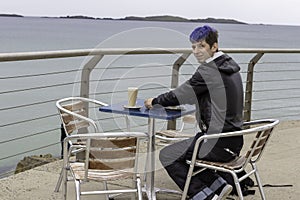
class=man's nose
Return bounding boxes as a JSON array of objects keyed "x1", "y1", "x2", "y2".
[{"x1": 193, "y1": 47, "x2": 201, "y2": 54}]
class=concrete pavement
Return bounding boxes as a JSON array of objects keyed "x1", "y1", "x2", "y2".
[{"x1": 0, "y1": 120, "x2": 299, "y2": 200}]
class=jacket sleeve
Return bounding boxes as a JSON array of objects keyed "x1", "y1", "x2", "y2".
[{"x1": 152, "y1": 67, "x2": 208, "y2": 106}]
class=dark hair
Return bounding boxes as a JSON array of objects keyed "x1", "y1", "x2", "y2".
[
  {"x1": 205, "y1": 30, "x2": 219, "y2": 47},
  {"x1": 189, "y1": 25, "x2": 219, "y2": 48}
]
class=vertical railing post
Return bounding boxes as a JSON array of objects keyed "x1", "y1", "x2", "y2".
[
  {"x1": 167, "y1": 53, "x2": 191, "y2": 130},
  {"x1": 244, "y1": 53, "x2": 264, "y2": 121},
  {"x1": 76, "y1": 54, "x2": 104, "y2": 160},
  {"x1": 80, "y1": 54, "x2": 104, "y2": 113}
]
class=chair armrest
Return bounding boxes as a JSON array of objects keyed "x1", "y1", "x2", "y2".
[
  {"x1": 196, "y1": 119, "x2": 279, "y2": 141},
  {"x1": 188, "y1": 119, "x2": 279, "y2": 167},
  {"x1": 56, "y1": 96, "x2": 108, "y2": 133},
  {"x1": 62, "y1": 132, "x2": 148, "y2": 167},
  {"x1": 64, "y1": 132, "x2": 148, "y2": 143},
  {"x1": 79, "y1": 97, "x2": 109, "y2": 107}
]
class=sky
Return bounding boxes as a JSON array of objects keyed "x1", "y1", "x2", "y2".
[{"x1": 1, "y1": 0, "x2": 300, "y2": 26}]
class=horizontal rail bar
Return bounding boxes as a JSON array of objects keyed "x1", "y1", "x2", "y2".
[
  {"x1": 0, "y1": 142, "x2": 59, "y2": 161},
  {"x1": 0, "y1": 99, "x2": 59, "y2": 112},
  {"x1": 0, "y1": 113, "x2": 58, "y2": 128},
  {"x1": 0, "y1": 128, "x2": 59, "y2": 144},
  {"x1": 1, "y1": 48, "x2": 300, "y2": 62},
  {"x1": 252, "y1": 104, "x2": 300, "y2": 111},
  {"x1": 253, "y1": 96, "x2": 300, "y2": 102},
  {"x1": 0, "y1": 69, "x2": 81, "y2": 79},
  {"x1": 253, "y1": 87, "x2": 300, "y2": 92},
  {"x1": 0, "y1": 81, "x2": 81, "y2": 95},
  {"x1": 0, "y1": 48, "x2": 190, "y2": 62},
  {"x1": 253, "y1": 78, "x2": 300, "y2": 82}
]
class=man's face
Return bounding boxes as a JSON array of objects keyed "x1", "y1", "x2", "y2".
[{"x1": 191, "y1": 40, "x2": 217, "y2": 63}]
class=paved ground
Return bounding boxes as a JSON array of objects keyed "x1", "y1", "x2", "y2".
[{"x1": 0, "y1": 120, "x2": 299, "y2": 200}]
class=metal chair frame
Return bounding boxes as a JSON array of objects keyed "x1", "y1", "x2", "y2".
[
  {"x1": 181, "y1": 119, "x2": 279, "y2": 200},
  {"x1": 54, "y1": 96, "x2": 108, "y2": 192},
  {"x1": 62, "y1": 132, "x2": 147, "y2": 200}
]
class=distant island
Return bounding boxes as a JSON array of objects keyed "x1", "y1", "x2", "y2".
[
  {"x1": 0, "y1": 14, "x2": 247, "y2": 24},
  {"x1": 0, "y1": 14, "x2": 23, "y2": 17},
  {"x1": 121, "y1": 15, "x2": 246, "y2": 24},
  {"x1": 60, "y1": 15, "x2": 247, "y2": 24}
]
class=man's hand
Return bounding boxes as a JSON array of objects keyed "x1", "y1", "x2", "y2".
[{"x1": 144, "y1": 98, "x2": 154, "y2": 109}]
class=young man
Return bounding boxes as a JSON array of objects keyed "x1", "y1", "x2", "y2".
[{"x1": 144, "y1": 25, "x2": 244, "y2": 200}]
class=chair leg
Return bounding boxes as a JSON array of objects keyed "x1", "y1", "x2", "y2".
[
  {"x1": 252, "y1": 163, "x2": 266, "y2": 200},
  {"x1": 54, "y1": 168, "x2": 63, "y2": 192},
  {"x1": 103, "y1": 181, "x2": 110, "y2": 200},
  {"x1": 63, "y1": 168, "x2": 68, "y2": 200},
  {"x1": 229, "y1": 171, "x2": 244, "y2": 200},
  {"x1": 130, "y1": 176, "x2": 137, "y2": 200},
  {"x1": 143, "y1": 140, "x2": 150, "y2": 183},
  {"x1": 75, "y1": 180, "x2": 81, "y2": 200},
  {"x1": 137, "y1": 176, "x2": 143, "y2": 200},
  {"x1": 181, "y1": 164, "x2": 196, "y2": 200}
]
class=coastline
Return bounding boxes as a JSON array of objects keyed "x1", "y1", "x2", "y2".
[{"x1": 0, "y1": 13, "x2": 247, "y2": 24}]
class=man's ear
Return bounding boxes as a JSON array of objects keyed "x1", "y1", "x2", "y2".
[{"x1": 211, "y1": 42, "x2": 218, "y2": 52}]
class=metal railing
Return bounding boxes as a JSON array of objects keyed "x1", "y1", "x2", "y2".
[{"x1": 0, "y1": 48, "x2": 300, "y2": 178}]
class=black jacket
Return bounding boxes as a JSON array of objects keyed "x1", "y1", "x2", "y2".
[{"x1": 152, "y1": 53, "x2": 244, "y2": 151}]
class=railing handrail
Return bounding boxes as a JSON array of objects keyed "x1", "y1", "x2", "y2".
[
  {"x1": 1, "y1": 47, "x2": 300, "y2": 122},
  {"x1": 1, "y1": 48, "x2": 300, "y2": 62}
]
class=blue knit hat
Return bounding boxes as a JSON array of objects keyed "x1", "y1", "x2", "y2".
[{"x1": 189, "y1": 25, "x2": 216, "y2": 43}]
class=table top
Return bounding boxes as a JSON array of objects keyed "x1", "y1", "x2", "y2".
[{"x1": 99, "y1": 99, "x2": 195, "y2": 120}]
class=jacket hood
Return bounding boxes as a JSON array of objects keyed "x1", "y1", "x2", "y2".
[{"x1": 212, "y1": 54, "x2": 241, "y2": 74}]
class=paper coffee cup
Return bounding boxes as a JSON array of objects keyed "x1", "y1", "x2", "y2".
[{"x1": 128, "y1": 87, "x2": 138, "y2": 106}]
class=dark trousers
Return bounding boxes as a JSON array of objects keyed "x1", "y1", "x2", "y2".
[{"x1": 159, "y1": 132, "x2": 236, "y2": 199}]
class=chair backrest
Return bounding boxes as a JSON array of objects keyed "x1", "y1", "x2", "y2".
[
  {"x1": 62, "y1": 131, "x2": 147, "y2": 191},
  {"x1": 56, "y1": 97, "x2": 106, "y2": 136},
  {"x1": 76, "y1": 133, "x2": 145, "y2": 181},
  {"x1": 88, "y1": 137, "x2": 138, "y2": 170},
  {"x1": 242, "y1": 119, "x2": 279, "y2": 165},
  {"x1": 60, "y1": 100, "x2": 90, "y2": 134},
  {"x1": 178, "y1": 112, "x2": 198, "y2": 132},
  {"x1": 182, "y1": 114, "x2": 196, "y2": 124}
]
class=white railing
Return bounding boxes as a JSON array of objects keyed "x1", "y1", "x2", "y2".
[{"x1": 0, "y1": 48, "x2": 300, "y2": 177}]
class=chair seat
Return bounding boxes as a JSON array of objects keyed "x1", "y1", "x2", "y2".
[
  {"x1": 194, "y1": 156, "x2": 246, "y2": 170},
  {"x1": 70, "y1": 163, "x2": 134, "y2": 181},
  {"x1": 72, "y1": 141, "x2": 86, "y2": 146},
  {"x1": 156, "y1": 130, "x2": 193, "y2": 138}
]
